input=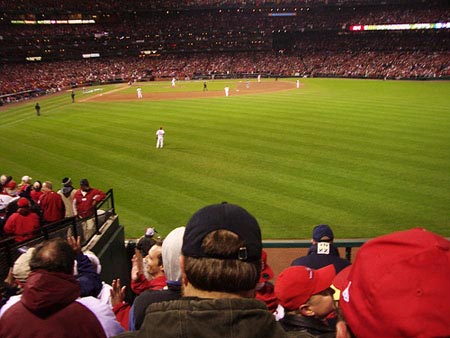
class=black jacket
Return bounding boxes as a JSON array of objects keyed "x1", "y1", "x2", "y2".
[
  {"x1": 280, "y1": 313, "x2": 336, "y2": 338},
  {"x1": 291, "y1": 243, "x2": 350, "y2": 273}
]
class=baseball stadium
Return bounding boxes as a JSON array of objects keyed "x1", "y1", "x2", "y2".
[{"x1": 0, "y1": 1, "x2": 449, "y2": 336}]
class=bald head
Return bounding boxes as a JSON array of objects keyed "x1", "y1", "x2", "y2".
[{"x1": 29, "y1": 238, "x2": 75, "y2": 275}]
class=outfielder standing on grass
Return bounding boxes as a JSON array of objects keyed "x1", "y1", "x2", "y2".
[
  {"x1": 156, "y1": 127, "x2": 165, "y2": 148},
  {"x1": 35, "y1": 102, "x2": 40, "y2": 116}
]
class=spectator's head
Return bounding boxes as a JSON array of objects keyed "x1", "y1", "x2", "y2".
[
  {"x1": 79, "y1": 178, "x2": 90, "y2": 191},
  {"x1": 136, "y1": 237, "x2": 156, "y2": 257},
  {"x1": 136, "y1": 227, "x2": 158, "y2": 256},
  {"x1": 258, "y1": 250, "x2": 274, "y2": 284},
  {"x1": 4, "y1": 177, "x2": 17, "y2": 196},
  {"x1": 144, "y1": 242, "x2": 164, "y2": 278},
  {"x1": 83, "y1": 250, "x2": 102, "y2": 275},
  {"x1": 41, "y1": 181, "x2": 53, "y2": 193},
  {"x1": 13, "y1": 247, "x2": 36, "y2": 283},
  {"x1": 312, "y1": 224, "x2": 334, "y2": 242},
  {"x1": 145, "y1": 227, "x2": 156, "y2": 238},
  {"x1": 21, "y1": 176, "x2": 32, "y2": 184},
  {"x1": 337, "y1": 228, "x2": 450, "y2": 338},
  {"x1": 182, "y1": 202, "x2": 262, "y2": 296},
  {"x1": 275, "y1": 265, "x2": 336, "y2": 318},
  {"x1": 32, "y1": 180, "x2": 42, "y2": 191},
  {"x1": 62, "y1": 177, "x2": 72, "y2": 187},
  {"x1": 29, "y1": 238, "x2": 76, "y2": 275},
  {"x1": 17, "y1": 197, "x2": 30, "y2": 209},
  {"x1": 162, "y1": 227, "x2": 185, "y2": 284}
]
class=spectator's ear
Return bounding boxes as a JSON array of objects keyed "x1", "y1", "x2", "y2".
[{"x1": 299, "y1": 303, "x2": 314, "y2": 317}]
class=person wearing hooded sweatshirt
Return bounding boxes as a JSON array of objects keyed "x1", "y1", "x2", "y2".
[
  {"x1": 57, "y1": 177, "x2": 76, "y2": 218},
  {"x1": 3, "y1": 197, "x2": 40, "y2": 243},
  {"x1": 0, "y1": 238, "x2": 124, "y2": 338},
  {"x1": 0, "y1": 238, "x2": 107, "y2": 338}
]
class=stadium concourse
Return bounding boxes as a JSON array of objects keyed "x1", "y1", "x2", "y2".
[{"x1": 0, "y1": 0, "x2": 449, "y2": 104}]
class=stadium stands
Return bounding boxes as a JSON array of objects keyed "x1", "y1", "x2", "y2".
[{"x1": 0, "y1": 0, "x2": 448, "y2": 103}]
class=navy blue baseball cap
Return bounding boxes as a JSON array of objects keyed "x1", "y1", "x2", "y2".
[
  {"x1": 182, "y1": 202, "x2": 262, "y2": 262},
  {"x1": 313, "y1": 224, "x2": 334, "y2": 242}
]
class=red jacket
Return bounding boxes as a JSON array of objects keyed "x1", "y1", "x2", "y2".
[
  {"x1": 39, "y1": 190, "x2": 65, "y2": 223},
  {"x1": 4, "y1": 208, "x2": 40, "y2": 242},
  {"x1": 30, "y1": 190, "x2": 43, "y2": 202},
  {"x1": 0, "y1": 270, "x2": 106, "y2": 338},
  {"x1": 131, "y1": 274, "x2": 167, "y2": 295},
  {"x1": 112, "y1": 302, "x2": 131, "y2": 331},
  {"x1": 256, "y1": 282, "x2": 278, "y2": 313},
  {"x1": 73, "y1": 188, "x2": 106, "y2": 218}
]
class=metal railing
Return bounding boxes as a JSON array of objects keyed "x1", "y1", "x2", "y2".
[
  {"x1": 0, "y1": 189, "x2": 115, "y2": 281},
  {"x1": 263, "y1": 238, "x2": 368, "y2": 262}
]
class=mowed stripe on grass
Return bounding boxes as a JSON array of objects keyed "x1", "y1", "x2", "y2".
[{"x1": 0, "y1": 78, "x2": 449, "y2": 239}]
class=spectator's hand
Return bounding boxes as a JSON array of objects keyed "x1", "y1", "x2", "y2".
[
  {"x1": 131, "y1": 249, "x2": 144, "y2": 281},
  {"x1": 4, "y1": 267, "x2": 15, "y2": 287},
  {"x1": 110, "y1": 278, "x2": 126, "y2": 307},
  {"x1": 67, "y1": 235, "x2": 82, "y2": 254},
  {"x1": 336, "y1": 320, "x2": 351, "y2": 338}
]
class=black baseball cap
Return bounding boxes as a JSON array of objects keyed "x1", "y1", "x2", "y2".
[
  {"x1": 313, "y1": 224, "x2": 334, "y2": 242},
  {"x1": 182, "y1": 202, "x2": 262, "y2": 262}
]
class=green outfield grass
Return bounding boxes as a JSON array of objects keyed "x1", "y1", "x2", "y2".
[{"x1": 1, "y1": 78, "x2": 449, "y2": 239}]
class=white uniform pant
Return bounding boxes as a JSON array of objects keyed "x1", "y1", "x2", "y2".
[{"x1": 156, "y1": 137, "x2": 164, "y2": 148}]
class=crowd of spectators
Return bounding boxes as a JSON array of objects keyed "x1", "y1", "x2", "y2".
[
  {"x1": 1, "y1": 4, "x2": 448, "y2": 62},
  {"x1": 1, "y1": 202, "x2": 449, "y2": 337},
  {"x1": 0, "y1": 0, "x2": 448, "y2": 103},
  {"x1": 0, "y1": 174, "x2": 106, "y2": 242},
  {"x1": 1, "y1": 45, "x2": 448, "y2": 103},
  {"x1": 0, "y1": 0, "x2": 446, "y2": 12}
]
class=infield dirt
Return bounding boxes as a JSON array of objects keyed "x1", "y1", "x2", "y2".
[{"x1": 86, "y1": 80, "x2": 297, "y2": 102}]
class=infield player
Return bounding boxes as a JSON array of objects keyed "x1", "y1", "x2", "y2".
[
  {"x1": 224, "y1": 86, "x2": 229, "y2": 97},
  {"x1": 156, "y1": 127, "x2": 165, "y2": 148},
  {"x1": 137, "y1": 87, "x2": 143, "y2": 99}
]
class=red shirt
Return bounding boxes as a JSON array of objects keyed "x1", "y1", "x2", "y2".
[
  {"x1": 39, "y1": 191, "x2": 65, "y2": 223},
  {"x1": 73, "y1": 188, "x2": 106, "y2": 218},
  {"x1": 4, "y1": 208, "x2": 40, "y2": 242},
  {"x1": 30, "y1": 190, "x2": 43, "y2": 202},
  {"x1": 131, "y1": 274, "x2": 167, "y2": 295}
]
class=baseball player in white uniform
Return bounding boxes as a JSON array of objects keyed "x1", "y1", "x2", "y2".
[
  {"x1": 137, "y1": 87, "x2": 143, "y2": 99},
  {"x1": 224, "y1": 86, "x2": 229, "y2": 97},
  {"x1": 156, "y1": 127, "x2": 165, "y2": 148}
]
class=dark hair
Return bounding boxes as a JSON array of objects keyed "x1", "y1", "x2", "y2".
[
  {"x1": 136, "y1": 236, "x2": 157, "y2": 257},
  {"x1": 29, "y1": 238, "x2": 75, "y2": 275},
  {"x1": 184, "y1": 230, "x2": 260, "y2": 294}
]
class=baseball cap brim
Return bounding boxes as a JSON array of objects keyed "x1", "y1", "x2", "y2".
[{"x1": 312, "y1": 264, "x2": 336, "y2": 295}]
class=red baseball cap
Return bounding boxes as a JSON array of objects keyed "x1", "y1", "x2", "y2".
[
  {"x1": 5, "y1": 180, "x2": 16, "y2": 189},
  {"x1": 17, "y1": 197, "x2": 29, "y2": 208},
  {"x1": 338, "y1": 228, "x2": 450, "y2": 338},
  {"x1": 275, "y1": 264, "x2": 335, "y2": 311}
]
